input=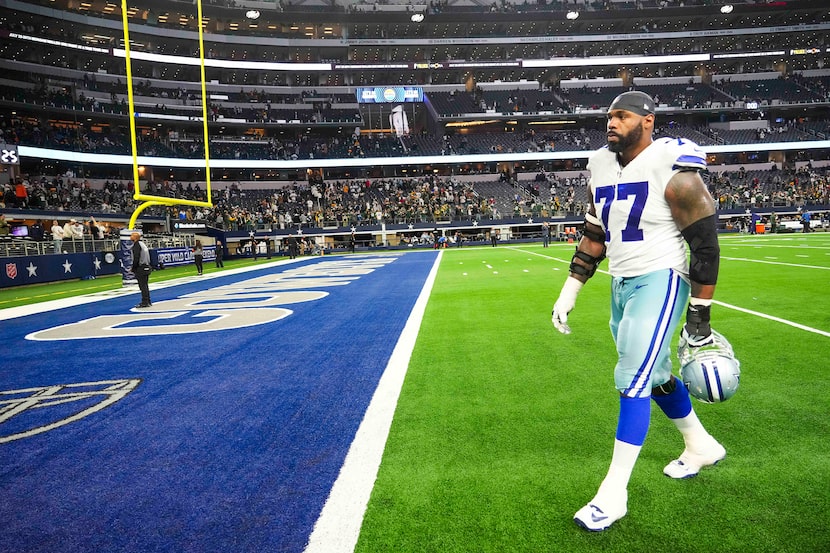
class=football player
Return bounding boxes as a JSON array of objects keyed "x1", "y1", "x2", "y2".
[{"x1": 552, "y1": 90, "x2": 726, "y2": 531}]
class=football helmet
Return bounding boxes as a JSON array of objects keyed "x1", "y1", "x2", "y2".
[{"x1": 678, "y1": 329, "x2": 741, "y2": 403}]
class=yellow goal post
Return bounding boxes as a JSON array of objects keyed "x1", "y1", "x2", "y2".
[{"x1": 120, "y1": 0, "x2": 214, "y2": 229}]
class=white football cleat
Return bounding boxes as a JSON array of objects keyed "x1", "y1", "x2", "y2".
[
  {"x1": 663, "y1": 440, "x2": 726, "y2": 479},
  {"x1": 574, "y1": 493, "x2": 627, "y2": 531}
]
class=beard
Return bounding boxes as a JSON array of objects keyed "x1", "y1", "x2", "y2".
[{"x1": 607, "y1": 121, "x2": 643, "y2": 153}]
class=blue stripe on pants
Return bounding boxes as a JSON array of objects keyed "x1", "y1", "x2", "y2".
[{"x1": 609, "y1": 269, "x2": 689, "y2": 398}]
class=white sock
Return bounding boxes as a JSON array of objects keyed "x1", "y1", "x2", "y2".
[
  {"x1": 671, "y1": 410, "x2": 714, "y2": 452},
  {"x1": 595, "y1": 439, "x2": 641, "y2": 503}
]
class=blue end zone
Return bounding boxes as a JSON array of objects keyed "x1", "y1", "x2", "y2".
[{"x1": 0, "y1": 251, "x2": 439, "y2": 552}]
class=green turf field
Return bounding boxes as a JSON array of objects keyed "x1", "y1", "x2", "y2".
[
  {"x1": 357, "y1": 233, "x2": 830, "y2": 552},
  {"x1": 2, "y1": 235, "x2": 828, "y2": 552}
]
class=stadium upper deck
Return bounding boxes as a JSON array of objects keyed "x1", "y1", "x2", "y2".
[
  {"x1": 0, "y1": 0, "x2": 828, "y2": 182},
  {"x1": 3, "y1": 0, "x2": 828, "y2": 81}
]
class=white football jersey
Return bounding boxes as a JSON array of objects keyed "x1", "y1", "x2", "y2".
[{"x1": 587, "y1": 137, "x2": 707, "y2": 278}]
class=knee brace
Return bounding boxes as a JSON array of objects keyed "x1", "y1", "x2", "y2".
[{"x1": 652, "y1": 375, "x2": 677, "y2": 397}]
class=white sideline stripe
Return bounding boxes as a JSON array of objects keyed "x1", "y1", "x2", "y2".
[
  {"x1": 720, "y1": 256, "x2": 830, "y2": 270},
  {"x1": 303, "y1": 250, "x2": 444, "y2": 553},
  {"x1": 511, "y1": 246, "x2": 612, "y2": 276},
  {"x1": 713, "y1": 300, "x2": 830, "y2": 338}
]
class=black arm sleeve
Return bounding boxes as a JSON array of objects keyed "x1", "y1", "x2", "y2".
[{"x1": 681, "y1": 214, "x2": 720, "y2": 285}]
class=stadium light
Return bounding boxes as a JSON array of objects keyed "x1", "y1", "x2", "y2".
[
  {"x1": 566, "y1": 11, "x2": 579, "y2": 20},
  {"x1": 720, "y1": 5, "x2": 734, "y2": 14}
]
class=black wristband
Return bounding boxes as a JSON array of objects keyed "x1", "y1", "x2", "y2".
[{"x1": 685, "y1": 304, "x2": 712, "y2": 336}]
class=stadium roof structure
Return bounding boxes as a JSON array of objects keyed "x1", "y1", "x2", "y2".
[{"x1": 1, "y1": 0, "x2": 828, "y2": 180}]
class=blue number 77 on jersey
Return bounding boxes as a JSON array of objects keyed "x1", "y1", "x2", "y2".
[{"x1": 594, "y1": 181, "x2": 648, "y2": 242}]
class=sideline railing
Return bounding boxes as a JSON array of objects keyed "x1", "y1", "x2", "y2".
[
  {"x1": 0, "y1": 234, "x2": 199, "y2": 258},
  {"x1": 0, "y1": 237, "x2": 120, "y2": 257}
]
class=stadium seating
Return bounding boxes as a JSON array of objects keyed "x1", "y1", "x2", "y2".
[{"x1": 1, "y1": 0, "x2": 829, "y2": 232}]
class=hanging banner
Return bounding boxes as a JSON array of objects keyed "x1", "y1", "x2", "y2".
[{"x1": 120, "y1": 229, "x2": 139, "y2": 286}]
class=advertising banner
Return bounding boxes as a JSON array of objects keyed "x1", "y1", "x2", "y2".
[
  {"x1": 120, "y1": 229, "x2": 138, "y2": 286},
  {"x1": 355, "y1": 86, "x2": 423, "y2": 103}
]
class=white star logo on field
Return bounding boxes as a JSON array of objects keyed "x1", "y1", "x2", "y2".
[
  {"x1": 62, "y1": 260, "x2": 73, "y2": 273},
  {"x1": 26, "y1": 262, "x2": 37, "y2": 277},
  {"x1": 297, "y1": 229, "x2": 303, "y2": 235},
  {"x1": 93, "y1": 258, "x2": 102, "y2": 270},
  {"x1": 472, "y1": 221, "x2": 479, "y2": 226},
  {"x1": 350, "y1": 226, "x2": 357, "y2": 233},
  {"x1": 527, "y1": 218, "x2": 534, "y2": 224},
  {"x1": 408, "y1": 224, "x2": 414, "y2": 230},
  {"x1": 0, "y1": 379, "x2": 141, "y2": 443}
]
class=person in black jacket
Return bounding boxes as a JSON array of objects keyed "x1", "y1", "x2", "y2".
[
  {"x1": 287, "y1": 234, "x2": 299, "y2": 259},
  {"x1": 30, "y1": 219, "x2": 45, "y2": 241},
  {"x1": 130, "y1": 232, "x2": 152, "y2": 308},
  {"x1": 215, "y1": 240, "x2": 225, "y2": 267}
]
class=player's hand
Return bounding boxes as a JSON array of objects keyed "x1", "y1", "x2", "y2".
[
  {"x1": 680, "y1": 326, "x2": 714, "y2": 348},
  {"x1": 551, "y1": 301, "x2": 572, "y2": 334},
  {"x1": 552, "y1": 277, "x2": 583, "y2": 335}
]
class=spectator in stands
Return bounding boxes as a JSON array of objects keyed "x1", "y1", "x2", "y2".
[
  {"x1": 63, "y1": 219, "x2": 76, "y2": 241},
  {"x1": 2, "y1": 184, "x2": 14, "y2": 208},
  {"x1": 14, "y1": 179, "x2": 28, "y2": 208},
  {"x1": 0, "y1": 214, "x2": 9, "y2": 236},
  {"x1": 51, "y1": 220, "x2": 64, "y2": 252},
  {"x1": 87, "y1": 217, "x2": 100, "y2": 240},
  {"x1": 72, "y1": 219, "x2": 85, "y2": 239},
  {"x1": 30, "y1": 219, "x2": 45, "y2": 241}
]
